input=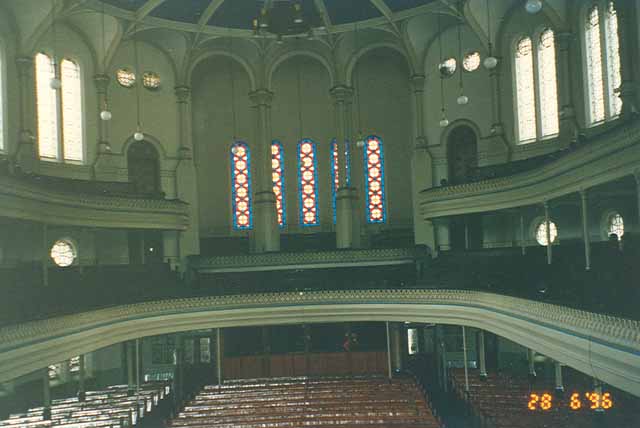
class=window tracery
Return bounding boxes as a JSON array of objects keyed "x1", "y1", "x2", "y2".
[
  {"x1": 271, "y1": 141, "x2": 285, "y2": 227},
  {"x1": 364, "y1": 136, "x2": 386, "y2": 224},
  {"x1": 231, "y1": 142, "x2": 252, "y2": 231},
  {"x1": 298, "y1": 139, "x2": 319, "y2": 226}
]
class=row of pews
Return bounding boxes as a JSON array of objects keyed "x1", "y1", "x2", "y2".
[
  {"x1": 449, "y1": 368, "x2": 640, "y2": 428},
  {"x1": 169, "y1": 376, "x2": 442, "y2": 428},
  {"x1": 0, "y1": 382, "x2": 170, "y2": 428}
]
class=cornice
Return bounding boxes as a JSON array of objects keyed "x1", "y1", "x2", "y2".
[
  {"x1": 0, "y1": 175, "x2": 190, "y2": 230},
  {"x1": 0, "y1": 289, "x2": 638, "y2": 395},
  {"x1": 420, "y1": 121, "x2": 640, "y2": 218}
]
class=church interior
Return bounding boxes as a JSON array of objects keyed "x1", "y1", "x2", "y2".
[{"x1": 0, "y1": 0, "x2": 639, "y2": 427}]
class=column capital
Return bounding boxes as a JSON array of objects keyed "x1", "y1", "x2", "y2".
[
  {"x1": 249, "y1": 88, "x2": 274, "y2": 107},
  {"x1": 175, "y1": 85, "x2": 191, "y2": 104},
  {"x1": 410, "y1": 74, "x2": 426, "y2": 93},
  {"x1": 329, "y1": 85, "x2": 354, "y2": 103},
  {"x1": 93, "y1": 74, "x2": 111, "y2": 93},
  {"x1": 414, "y1": 136, "x2": 429, "y2": 150},
  {"x1": 555, "y1": 31, "x2": 575, "y2": 49},
  {"x1": 16, "y1": 56, "x2": 33, "y2": 76}
]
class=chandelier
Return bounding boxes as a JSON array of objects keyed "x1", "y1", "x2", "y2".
[{"x1": 252, "y1": 1, "x2": 311, "y2": 37}]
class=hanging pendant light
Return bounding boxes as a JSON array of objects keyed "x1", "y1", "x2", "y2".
[
  {"x1": 525, "y1": 0, "x2": 543, "y2": 14},
  {"x1": 437, "y1": 12, "x2": 449, "y2": 127},
  {"x1": 134, "y1": 124, "x2": 144, "y2": 141},
  {"x1": 228, "y1": 30, "x2": 239, "y2": 148},
  {"x1": 99, "y1": 1, "x2": 112, "y2": 121},
  {"x1": 456, "y1": 20, "x2": 469, "y2": 105},
  {"x1": 354, "y1": 23, "x2": 366, "y2": 148},
  {"x1": 483, "y1": 0, "x2": 498, "y2": 70},
  {"x1": 131, "y1": 21, "x2": 144, "y2": 141},
  {"x1": 49, "y1": 0, "x2": 62, "y2": 90}
]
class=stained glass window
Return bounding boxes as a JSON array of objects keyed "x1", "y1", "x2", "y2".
[
  {"x1": 585, "y1": 5, "x2": 605, "y2": 123},
  {"x1": 605, "y1": 1, "x2": 621, "y2": 116},
  {"x1": 230, "y1": 142, "x2": 252, "y2": 230},
  {"x1": 463, "y1": 52, "x2": 481, "y2": 72},
  {"x1": 60, "y1": 59, "x2": 83, "y2": 162},
  {"x1": 364, "y1": 136, "x2": 386, "y2": 224},
  {"x1": 297, "y1": 139, "x2": 319, "y2": 226},
  {"x1": 271, "y1": 141, "x2": 285, "y2": 227},
  {"x1": 50, "y1": 240, "x2": 76, "y2": 267},
  {"x1": 515, "y1": 37, "x2": 537, "y2": 142},
  {"x1": 331, "y1": 140, "x2": 339, "y2": 224},
  {"x1": 35, "y1": 53, "x2": 59, "y2": 159},
  {"x1": 536, "y1": 221, "x2": 558, "y2": 246},
  {"x1": 143, "y1": 71, "x2": 161, "y2": 90},
  {"x1": 538, "y1": 29, "x2": 559, "y2": 137},
  {"x1": 608, "y1": 213, "x2": 624, "y2": 240},
  {"x1": 116, "y1": 68, "x2": 136, "y2": 87}
]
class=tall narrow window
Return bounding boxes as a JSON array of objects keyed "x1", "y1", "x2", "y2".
[
  {"x1": 35, "y1": 53, "x2": 59, "y2": 159},
  {"x1": 515, "y1": 37, "x2": 537, "y2": 142},
  {"x1": 331, "y1": 140, "x2": 339, "y2": 224},
  {"x1": 230, "y1": 142, "x2": 252, "y2": 231},
  {"x1": 271, "y1": 141, "x2": 285, "y2": 227},
  {"x1": 60, "y1": 59, "x2": 83, "y2": 162},
  {"x1": 364, "y1": 136, "x2": 386, "y2": 224},
  {"x1": 297, "y1": 139, "x2": 319, "y2": 226},
  {"x1": 584, "y1": 1, "x2": 622, "y2": 124},
  {"x1": 538, "y1": 29, "x2": 559, "y2": 137}
]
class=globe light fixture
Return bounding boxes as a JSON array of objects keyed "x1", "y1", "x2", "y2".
[
  {"x1": 483, "y1": 56, "x2": 498, "y2": 69},
  {"x1": 50, "y1": 77, "x2": 62, "y2": 90},
  {"x1": 100, "y1": 110, "x2": 112, "y2": 121},
  {"x1": 134, "y1": 125, "x2": 144, "y2": 141},
  {"x1": 457, "y1": 95, "x2": 469, "y2": 105},
  {"x1": 525, "y1": 0, "x2": 543, "y2": 14}
]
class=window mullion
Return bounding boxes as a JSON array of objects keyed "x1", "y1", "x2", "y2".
[
  {"x1": 598, "y1": 2, "x2": 612, "y2": 119},
  {"x1": 55, "y1": 59, "x2": 64, "y2": 162},
  {"x1": 532, "y1": 36, "x2": 543, "y2": 141}
]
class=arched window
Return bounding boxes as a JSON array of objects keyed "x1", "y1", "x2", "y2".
[
  {"x1": 230, "y1": 142, "x2": 252, "y2": 231},
  {"x1": 35, "y1": 53, "x2": 59, "y2": 159},
  {"x1": 364, "y1": 136, "x2": 386, "y2": 224},
  {"x1": 50, "y1": 239, "x2": 76, "y2": 267},
  {"x1": 584, "y1": 1, "x2": 621, "y2": 124},
  {"x1": 536, "y1": 221, "x2": 558, "y2": 246},
  {"x1": 607, "y1": 212, "x2": 624, "y2": 240},
  {"x1": 35, "y1": 53, "x2": 84, "y2": 162},
  {"x1": 297, "y1": 139, "x2": 319, "y2": 226},
  {"x1": 271, "y1": 141, "x2": 285, "y2": 227},
  {"x1": 514, "y1": 30, "x2": 559, "y2": 143},
  {"x1": 331, "y1": 139, "x2": 352, "y2": 224}
]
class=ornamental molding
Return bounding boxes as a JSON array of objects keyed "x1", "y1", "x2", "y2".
[
  {"x1": 189, "y1": 247, "x2": 417, "y2": 272},
  {"x1": 0, "y1": 289, "x2": 638, "y2": 396},
  {"x1": 420, "y1": 121, "x2": 640, "y2": 219},
  {"x1": 0, "y1": 175, "x2": 190, "y2": 230}
]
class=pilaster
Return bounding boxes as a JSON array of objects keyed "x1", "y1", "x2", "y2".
[
  {"x1": 556, "y1": 32, "x2": 578, "y2": 145},
  {"x1": 613, "y1": 0, "x2": 639, "y2": 117},
  {"x1": 15, "y1": 57, "x2": 37, "y2": 173},
  {"x1": 487, "y1": 60, "x2": 511, "y2": 161}
]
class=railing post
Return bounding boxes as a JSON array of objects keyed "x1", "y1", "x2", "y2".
[{"x1": 580, "y1": 190, "x2": 591, "y2": 270}]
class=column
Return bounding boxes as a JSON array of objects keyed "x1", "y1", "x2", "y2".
[
  {"x1": 556, "y1": 32, "x2": 578, "y2": 144},
  {"x1": 249, "y1": 89, "x2": 279, "y2": 253},
  {"x1": 42, "y1": 224, "x2": 49, "y2": 287},
  {"x1": 390, "y1": 322, "x2": 403, "y2": 373},
  {"x1": 580, "y1": 190, "x2": 592, "y2": 270},
  {"x1": 42, "y1": 368, "x2": 51, "y2": 420},
  {"x1": 554, "y1": 361, "x2": 564, "y2": 391},
  {"x1": 15, "y1": 57, "x2": 38, "y2": 173},
  {"x1": 77, "y1": 354, "x2": 86, "y2": 401},
  {"x1": 527, "y1": 348, "x2": 537, "y2": 378},
  {"x1": 461, "y1": 326, "x2": 470, "y2": 394},
  {"x1": 385, "y1": 322, "x2": 393, "y2": 379},
  {"x1": 544, "y1": 202, "x2": 552, "y2": 265},
  {"x1": 612, "y1": 0, "x2": 639, "y2": 117},
  {"x1": 175, "y1": 335, "x2": 184, "y2": 405},
  {"x1": 127, "y1": 341, "x2": 135, "y2": 396},
  {"x1": 520, "y1": 212, "x2": 527, "y2": 256},
  {"x1": 634, "y1": 172, "x2": 640, "y2": 226},
  {"x1": 216, "y1": 328, "x2": 223, "y2": 386},
  {"x1": 330, "y1": 85, "x2": 359, "y2": 249},
  {"x1": 261, "y1": 327, "x2": 271, "y2": 378},
  {"x1": 174, "y1": 86, "x2": 201, "y2": 267},
  {"x1": 478, "y1": 330, "x2": 487, "y2": 378},
  {"x1": 409, "y1": 75, "x2": 436, "y2": 251}
]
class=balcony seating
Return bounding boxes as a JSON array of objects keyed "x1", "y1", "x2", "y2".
[
  {"x1": 449, "y1": 368, "x2": 640, "y2": 428},
  {"x1": 0, "y1": 382, "x2": 170, "y2": 428},
  {"x1": 169, "y1": 376, "x2": 442, "y2": 428}
]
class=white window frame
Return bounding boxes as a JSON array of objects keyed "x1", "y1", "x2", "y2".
[{"x1": 512, "y1": 27, "x2": 560, "y2": 144}]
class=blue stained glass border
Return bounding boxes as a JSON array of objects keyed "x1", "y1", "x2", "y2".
[{"x1": 230, "y1": 141, "x2": 253, "y2": 231}]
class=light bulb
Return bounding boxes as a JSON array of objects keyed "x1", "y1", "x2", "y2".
[
  {"x1": 50, "y1": 77, "x2": 62, "y2": 90},
  {"x1": 134, "y1": 131, "x2": 144, "y2": 141},
  {"x1": 439, "y1": 117, "x2": 449, "y2": 128},
  {"x1": 100, "y1": 110, "x2": 112, "y2": 121},
  {"x1": 457, "y1": 95, "x2": 469, "y2": 105},
  {"x1": 483, "y1": 56, "x2": 498, "y2": 69},
  {"x1": 525, "y1": 0, "x2": 543, "y2": 14}
]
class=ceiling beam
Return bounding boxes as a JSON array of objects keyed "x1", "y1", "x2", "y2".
[
  {"x1": 313, "y1": 0, "x2": 334, "y2": 33},
  {"x1": 197, "y1": 0, "x2": 225, "y2": 28},
  {"x1": 136, "y1": 0, "x2": 168, "y2": 21},
  {"x1": 369, "y1": 0, "x2": 394, "y2": 23}
]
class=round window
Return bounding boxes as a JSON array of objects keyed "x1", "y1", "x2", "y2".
[
  {"x1": 536, "y1": 221, "x2": 558, "y2": 246},
  {"x1": 50, "y1": 240, "x2": 76, "y2": 267},
  {"x1": 143, "y1": 71, "x2": 161, "y2": 90},
  {"x1": 116, "y1": 68, "x2": 136, "y2": 88}
]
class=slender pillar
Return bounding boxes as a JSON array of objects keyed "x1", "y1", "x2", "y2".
[
  {"x1": 127, "y1": 341, "x2": 135, "y2": 396},
  {"x1": 94, "y1": 74, "x2": 111, "y2": 153},
  {"x1": 390, "y1": 322, "x2": 403, "y2": 373},
  {"x1": 556, "y1": 32, "x2": 578, "y2": 144},
  {"x1": 15, "y1": 57, "x2": 37, "y2": 173},
  {"x1": 385, "y1": 321, "x2": 393, "y2": 379},
  {"x1": 216, "y1": 328, "x2": 222, "y2": 386},
  {"x1": 612, "y1": 0, "x2": 639, "y2": 117},
  {"x1": 42, "y1": 224, "x2": 49, "y2": 287},
  {"x1": 487, "y1": 59, "x2": 510, "y2": 159},
  {"x1": 527, "y1": 348, "x2": 537, "y2": 377},
  {"x1": 77, "y1": 354, "x2": 86, "y2": 401},
  {"x1": 544, "y1": 202, "x2": 552, "y2": 265},
  {"x1": 520, "y1": 213, "x2": 527, "y2": 256},
  {"x1": 249, "y1": 89, "x2": 279, "y2": 253},
  {"x1": 634, "y1": 172, "x2": 640, "y2": 226},
  {"x1": 478, "y1": 330, "x2": 487, "y2": 378},
  {"x1": 330, "y1": 85, "x2": 359, "y2": 249},
  {"x1": 461, "y1": 326, "x2": 469, "y2": 393},
  {"x1": 42, "y1": 368, "x2": 51, "y2": 420},
  {"x1": 135, "y1": 339, "x2": 141, "y2": 414},
  {"x1": 175, "y1": 335, "x2": 184, "y2": 403},
  {"x1": 554, "y1": 361, "x2": 564, "y2": 392},
  {"x1": 173, "y1": 86, "x2": 201, "y2": 268},
  {"x1": 580, "y1": 190, "x2": 592, "y2": 270}
]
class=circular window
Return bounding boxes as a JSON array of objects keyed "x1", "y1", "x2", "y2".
[
  {"x1": 50, "y1": 240, "x2": 76, "y2": 267},
  {"x1": 536, "y1": 221, "x2": 558, "y2": 246},
  {"x1": 463, "y1": 52, "x2": 481, "y2": 72},
  {"x1": 116, "y1": 68, "x2": 136, "y2": 88},
  {"x1": 143, "y1": 72, "x2": 161, "y2": 90},
  {"x1": 607, "y1": 213, "x2": 624, "y2": 240},
  {"x1": 439, "y1": 58, "x2": 457, "y2": 77}
]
